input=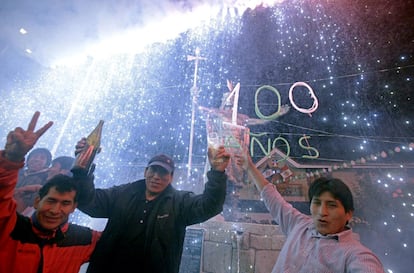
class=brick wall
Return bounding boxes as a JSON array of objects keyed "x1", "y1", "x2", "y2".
[{"x1": 191, "y1": 220, "x2": 286, "y2": 273}]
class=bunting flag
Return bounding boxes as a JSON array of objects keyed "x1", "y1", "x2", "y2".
[
  {"x1": 263, "y1": 169, "x2": 275, "y2": 178},
  {"x1": 280, "y1": 165, "x2": 293, "y2": 181}
]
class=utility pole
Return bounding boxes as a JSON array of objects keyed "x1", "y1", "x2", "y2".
[{"x1": 187, "y1": 47, "x2": 206, "y2": 178}]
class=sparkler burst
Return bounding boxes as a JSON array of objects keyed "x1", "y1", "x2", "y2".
[{"x1": 1, "y1": 1, "x2": 413, "y2": 272}]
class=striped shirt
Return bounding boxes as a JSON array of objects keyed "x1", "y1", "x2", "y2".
[{"x1": 261, "y1": 184, "x2": 385, "y2": 273}]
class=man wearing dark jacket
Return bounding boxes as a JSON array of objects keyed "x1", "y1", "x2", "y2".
[{"x1": 75, "y1": 138, "x2": 230, "y2": 273}]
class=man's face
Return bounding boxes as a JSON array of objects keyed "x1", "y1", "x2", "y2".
[
  {"x1": 144, "y1": 166, "x2": 172, "y2": 199},
  {"x1": 33, "y1": 187, "x2": 77, "y2": 230},
  {"x1": 27, "y1": 152, "x2": 49, "y2": 172},
  {"x1": 310, "y1": 191, "x2": 352, "y2": 235}
]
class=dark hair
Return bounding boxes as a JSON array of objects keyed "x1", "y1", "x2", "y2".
[
  {"x1": 51, "y1": 156, "x2": 75, "y2": 170},
  {"x1": 308, "y1": 177, "x2": 354, "y2": 212},
  {"x1": 39, "y1": 174, "x2": 78, "y2": 202},
  {"x1": 27, "y1": 148, "x2": 52, "y2": 167}
]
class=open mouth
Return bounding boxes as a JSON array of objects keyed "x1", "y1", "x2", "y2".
[{"x1": 44, "y1": 215, "x2": 61, "y2": 222}]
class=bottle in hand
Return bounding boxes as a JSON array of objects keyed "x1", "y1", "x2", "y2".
[{"x1": 71, "y1": 120, "x2": 104, "y2": 176}]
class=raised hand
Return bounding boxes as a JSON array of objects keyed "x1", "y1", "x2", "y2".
[
  {"x1": 74, "y1": 138, "x2": 101, "y2": 156},
  {"x1": 4, "y1": 111, "x2": 53, "y2": 162},
  {"x1": 14, "y1": 184, "x2": 43, "y2": 196},
  {"x1": 208, "y1": 145, "x2": 230, "y2": 172}
]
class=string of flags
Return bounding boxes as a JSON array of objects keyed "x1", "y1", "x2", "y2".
[{"x1": 265, "y1": 142, "x2": 414, "y2": 184}]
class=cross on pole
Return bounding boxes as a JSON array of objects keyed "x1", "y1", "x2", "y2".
[{"x1": 187, "y1": 47, "x2": 206, "y2": 178}]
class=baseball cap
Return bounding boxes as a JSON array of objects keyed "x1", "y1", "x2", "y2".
[{"x1": 147, "y1": 154, "x2": 175, "y2": 173}]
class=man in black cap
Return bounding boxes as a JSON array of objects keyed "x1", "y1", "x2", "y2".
[{"x1": 74, "y1": 141, "x2": 230, "y2": 273}]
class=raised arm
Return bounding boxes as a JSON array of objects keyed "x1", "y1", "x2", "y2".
[
  {"x1": 1, "y1": 111, "x2": 52, "y2": 225},
  {"x1": 244, "y1": 153, "x2": 270, "y2": 192},
  {"x1": 3, "y1": 111, "x2": 53, "y2": 163}
]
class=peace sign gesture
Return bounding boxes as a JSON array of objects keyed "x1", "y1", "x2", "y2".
[{"x1": 4, "y1": 111, "x2": 53, "y2": 162}]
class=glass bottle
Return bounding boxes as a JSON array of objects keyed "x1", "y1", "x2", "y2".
[{"x1": 71, "y1": 120, "x2": 104, "y2": 175}]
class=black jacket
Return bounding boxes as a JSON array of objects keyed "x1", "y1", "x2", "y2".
[{"x1": 77, "y1": 169, "x2": 227, "y2": 273}]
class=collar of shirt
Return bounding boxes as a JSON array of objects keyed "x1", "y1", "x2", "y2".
[
  {"x1": 31, "y1": 213, "x2": 68, "y2": 240},
  {"x1": 307, "y1": 224, "x2": 354, "y2": 242}
]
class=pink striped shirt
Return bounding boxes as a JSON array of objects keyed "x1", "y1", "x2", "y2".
[{"x1": 261, "y1": 184, "x2": 385, "y2": 273}]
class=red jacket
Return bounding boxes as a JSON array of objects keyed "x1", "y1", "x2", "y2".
[{"x1": 0, "y1": 152, "x2": 101, "y2": 273}]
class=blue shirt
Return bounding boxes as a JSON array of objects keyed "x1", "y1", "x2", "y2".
[{"x1": 261, "y1": 184, "x2": 385, "y2": 273}]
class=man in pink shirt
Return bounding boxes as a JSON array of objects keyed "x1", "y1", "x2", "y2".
[{"x1": 242, "y1": 153, "x2": 385, "y2": 273}]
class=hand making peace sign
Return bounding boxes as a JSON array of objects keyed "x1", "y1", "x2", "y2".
[{"x1": 4, "y1": 111, "x2": 53, "y2": 162}]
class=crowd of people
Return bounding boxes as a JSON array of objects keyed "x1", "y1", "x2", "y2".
[
  {"x1": 14, "y1": 143, "x2": 75, "y2": 216},
  {"x1": 0, "y1": 111, "x2": 386, "y2": 273}
]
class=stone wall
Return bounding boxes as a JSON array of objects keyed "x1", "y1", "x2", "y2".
[
  {"x1": 192, "y1": 220, "x2": 286, "y2": 273},
  {"x1": 78, "y1": 220, "x2": 286, "y2": 273}
]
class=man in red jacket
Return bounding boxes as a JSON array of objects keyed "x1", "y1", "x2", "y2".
[{"x1": 0, "y1": 111, "x2": 101, "y2": 273}]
